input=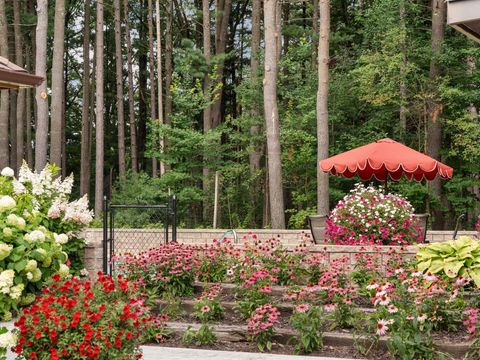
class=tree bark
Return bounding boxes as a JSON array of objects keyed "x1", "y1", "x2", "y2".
[
  {"x1": 114, "y1": 0, "x2": 126, "y2": 179},
  {"x1": 248, "y1": 0, "x2": 262, "y2": 174},
  {"x1": 80, "y1": 0, "x2": 91, "y2": 196},
  {"x1": 148, "y1": 0, "x2": 157, "y2": 177},
  {"x1": 427, "y1": 0, "x2": 446, "y2": 229},
  {"x1": 25, "y1": 41, "x2": 33, "y2": 167},
  {"x1": 124, "y1": 0, "x2": 138, "y2": 172},
  {"x1": 316, "y1": 0, "x2": 330, "y2": 215},
  {"x1": 50, "y1": 0, "x2": 66, "y2": 169},
  {"x1": 165, "y1": 0, "x2": 173, "y2": 127},
  {"x1": 9, "y1": 31, "x2": 18, "y2": 171},
  {"x1": 399, "y1": 0, "x2": 407, "y2": 132},
  {"x1": 210, "y1": 0, "x2": 232, "y2": 128},
  {"x1": 312, "y1": 0, "x2": 319, "y2": 65},
  {"x1": 263, "y1": 0, "x2": 285, "y2": 229},
  {"x1": 35, "y1": 0, "x2": 49, "y2": 172},
  {"x1": 138, "y1": 1, "x2": 148, "y2": 171},
  {"x1": 202, "y1": 0, "x2": 212, "y2": 221},
  {"x1": 0, "y1": 0, "x2": 8, "y2": 170},
  {"x1": 95, "y1": 0, "x2": 105, "y2": 217},
  {"x1": 13, "y1": 0, "x2": 24, "y2": 171},
  {"x1": 156, "y1": 0, "x2": 165, "y2": 175}
]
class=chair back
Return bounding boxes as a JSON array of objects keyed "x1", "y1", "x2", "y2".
[
  {"x1": 308, "y1": 215, "x2": 327, "y2": 244},
  {"x1": 413, "y1": 213, "x2": 429, "y2": 243}
]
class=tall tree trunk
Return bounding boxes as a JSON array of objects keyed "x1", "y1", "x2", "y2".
[
  {"x1": 9, "y1": 34, "x2": 18, "y2": 171},
  {"x1": 156, "y1": 0, "x2": 165, "y2": 175},
  {"x1": 138, "y1": 1, "x2": 148, "y2": 171},
  {"x1": 147, "y1": 0, "x2": 157, "y2": 177},
  {"x1": 25, "y1": 42, "x2": 33, "y2": 167},
  {"x1": 95, "y1": 0, "x2": 105, "y2": 217},
  {"x1": 316, "y1": 0, "x2": 330, "y2": 215},
  {"x1": 165, "y1": 0, "x2": 173, "y2": 127},
  {"x1": 114, "y1": 0, "x2": 126, "y2": 179},
  {"x1": 202, "y1": 0, "x2": 212, "y2": 221},
  {"x1": 34, "y1": 0, "x2": 49, "y2": 171},
  {"x1": 80, "y1": 0, "x2": 91, "y2": 196},
  {"x1": 50, "y1": 0, "x2": 66, "y2": 169},
  {"x1": 13, "y1": 0, "x2": 24, "y2": 171},
  {"x1": 263, "y1": 0, "x2": 285, "y2": 229},
  {"x1": 427, "y1": 0, "x2": 446, "y2": 229},
  {"x1": 312, "y1": 0, "x2": 319, "y2": 65},
  {"x1": 124, "y1": 0, "x2": 138, "y2": 172},
  {"x1": 210, "y1": 0, "x2": 232, "y2": 128},
  {"x1": 0, "y1": 0, "x2": 8, "y2": 170}
]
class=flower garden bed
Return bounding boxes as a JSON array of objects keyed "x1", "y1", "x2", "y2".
[{"x1": 108, "y1": 236, "x2": 480, "y2": 359}]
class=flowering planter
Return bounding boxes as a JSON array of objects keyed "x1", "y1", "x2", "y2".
[{"x1": 164, "y1": 321, "x2": 470, "y2": 358}]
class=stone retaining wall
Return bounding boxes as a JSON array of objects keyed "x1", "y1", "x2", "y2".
[{"x1": 82, "y1": 228, "x2": 477, "y2": 277}]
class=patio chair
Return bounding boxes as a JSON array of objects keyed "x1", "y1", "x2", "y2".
[
  {"x1": 413, "y1": 213, "x2": 429, "y2": 243},
  {"x1": 308, "y1": 215, "x2": 327, "y2": 244}
]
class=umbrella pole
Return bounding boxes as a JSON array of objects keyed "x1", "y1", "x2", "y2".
[{"x1": 384, "y1": 177, "x2": 388, "y2": 193}]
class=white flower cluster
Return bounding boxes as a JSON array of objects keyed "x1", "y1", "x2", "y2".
[
  {"x1": 0, "y1": 270, "x2": 14, "y2": 295},
  {"x1": 24, "y1": 229, "x2": 46, "y2": 243},
  {"x1": 6, "y1": 214, "x2": 26, "y2": 229},
  {"x1": 0, "y1": 196, "x2": 16, "y2": 211},
  {"x1": 17, "y1": 162, "x2": 73, "y2": 198},
  {"x1": 48, "y1": 195, "x2": 93, "y2": 225},
  {"x1": 0, "y1": 243, "x2": 12, "y2": 261},
  {"x1": 0, "y1": 329, "x2": 17, "y2": 349}
]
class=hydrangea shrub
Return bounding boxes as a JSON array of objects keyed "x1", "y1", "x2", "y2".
[
  {"x1": 325, "y1": 183, "x2": 421, "y2": 245},
  {"x1": 0, "y1": 163, "x2": 93, "y2": 320}
]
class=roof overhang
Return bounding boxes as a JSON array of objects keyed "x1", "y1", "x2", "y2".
[
  {"x1": 0, "y1": 56, "x2": 44, "y2": 90},
  {"x1": 447, "y1": 0, "x2": 480, "y2": 44}
]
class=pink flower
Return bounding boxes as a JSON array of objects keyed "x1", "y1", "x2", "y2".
[
  {"x1": 376, "y1": 319, "x2": 390, "y2": 336},
  {"x1": 295, "y1": 304, "x2": 309, "y2": 313},
  {"x1": 201, "y1": 305, "x2": 210, "y2": 313}
]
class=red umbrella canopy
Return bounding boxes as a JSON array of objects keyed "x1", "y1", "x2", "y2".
[{"x1": 320, "y1": 138, "x2": 453, "y2": 182}]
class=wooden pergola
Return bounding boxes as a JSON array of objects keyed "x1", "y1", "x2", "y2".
[
  {"x1": 447, "y1": 0, "x2": 480, "y2": 43},
  {"x1": 0, "y1": 56, "x2": 43, "y2": 90}
]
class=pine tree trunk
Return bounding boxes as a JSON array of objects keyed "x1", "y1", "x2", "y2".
[
  {"x1": 316, "y1": 0, "x2": 330, "y2": 215},
  {"x1": 138, "y1": 1, "x2": 148, "y2": 171},
  {"x1": 202, "y1": 0, "x2": 212, "y2": 221},
  {"x1": 0, "y1": 0, "x2": 8, "y2": 170},
  {"x1": 263, "y1": 0, "x2": 285, "y2": 229},
  {"x1": 156, "y1": 0, "x2": 165, "y2": 175},
  {"x1": 25, "y1": 41, "x2": 33, "y2": 167},
  {"x1": 148, "y1": 0, "x2": 157, "y2": 177},
  {"x1": 50, "y1": 0, "x2": 66, "y2": 169},
  {"x1": 312, "y1": 0, "x2": 319, "y2": 65},
  {"x1": 248, "y1": 0, "x2": 261, "y2": 174},
  {"x1": 114, "y1": 0, "x2": 126, "y2": 179},
  {"x1": 427, "y1": 0, "x2": 446, "y2": 229},
  {"x1": 210, "y1": 0, "x2": 232, "y2": 128},
  {"x1": 34, "y1": 0, "x2": 49, "y2": 171},
  {"x1": 13, "y1": 0, "x2": 24, "y2": 172},
  {"x1": 399, "y1": 0, "x2": 407, "y2": 132},
  {"x1": 9, "y1": 35, "x2": 18, "y2": 171},
  {"x1": 95, "y1": 0, "x2": 105, "y2": 217},
  {"x1": 124, "y1": 0, "x2": 138, "y2": 172},
  {"x1": 165, "y1": 0, "x2": 173, "y2": 127},
  {"x1": 80, "y1": 0, "x2": 91, "y2": 196}
]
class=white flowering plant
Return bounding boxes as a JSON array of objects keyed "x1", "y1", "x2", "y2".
[
  {"x1": 325, "y1": 183, "x2": 422, "y2": 245},
  {"x1": 0, "y1": 163, "x2": 93, "y2": 320}
]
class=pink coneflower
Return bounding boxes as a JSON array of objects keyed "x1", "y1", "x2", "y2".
[
  {"x1": 417, "y1": 314, "x2": 427, "y2": 323},
  {"x1": 376, "y1": 319, "x2": 390, "y2": 336},
  {"x1": 295, "y1": 304, "x2": 309, "y2": 313},
  {"x1": 387, "y1": 304, "x2": 398, "y2": 313},
  {"x1": 324, "y1": 303, "x2": 337, "y2": 313},
  {"x1": 201, "y1": 305, "x2": 210, "y2": 313},
  {"x1": 423, "y1": 272, "x2": 437, "y2": 282}
]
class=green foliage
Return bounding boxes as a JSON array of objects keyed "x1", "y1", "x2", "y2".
[
  {"x1": 182, "y1": 324, "x2": 217, "y2": 346},
  {"x1": 416, "y1": 236, "x2": 480, "y2": 286},
  {"x1": 290, "y1": 305, "x2": 325, "y2": 354}
]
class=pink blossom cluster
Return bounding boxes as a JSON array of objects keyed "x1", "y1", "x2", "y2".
[
  {"x1": 464, "y1": 308, "x2": 479, "y2": 338},
  {"x1": 246, "y1": 304, "x2": 280, "y2": 335},
  {"x1": 325, "y1": 183, "x2": 422, "y2": 246},
  {"x1": 243, "y1": 269, "x2": 277, "y2": 288}
]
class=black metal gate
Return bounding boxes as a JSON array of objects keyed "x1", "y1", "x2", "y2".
[{"x1": 102, "y1": 195, "x2": 177, "y2": 273}]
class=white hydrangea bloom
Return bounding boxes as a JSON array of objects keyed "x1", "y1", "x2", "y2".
[
  {"x1": 0, "y1": 330, "x2": 17, "y2": 349},
  {"x1": 54, "y1": 233, "x2": 69, "y2": 245},
  {"x1": 0, "y1": 270, "x2": 14, "y2": 292},
  {"x1": 0, "y1": 243, "x2": 12, "y2": 261},
  {"x1": 9, "y1": 284, "x2": 24, "y2": 299},
  {"x1": 0, "y1": 167, "x2": 14, "y2": 177},
  {"x1": 0, "y1": 196, "x2": 16, "y2": 211}
]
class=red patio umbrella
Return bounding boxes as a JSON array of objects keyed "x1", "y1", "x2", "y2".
[{"x1": 320, "y1": 138, "x2": 453, "y2": 182}]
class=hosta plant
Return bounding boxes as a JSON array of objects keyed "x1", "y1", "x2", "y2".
[
  {"x1": 416, "y1": 236, "x2": 480, "y2": 286},
  {"x1": 325, "y1": 183, "x2": 421, "y2": 245}
]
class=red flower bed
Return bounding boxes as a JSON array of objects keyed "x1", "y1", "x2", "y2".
[{"x1": 13, "y1": 273, "x2": 164, "y2": 359}]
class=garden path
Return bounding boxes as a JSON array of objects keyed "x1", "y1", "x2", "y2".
[{"x1": 141, "y1": 346, "x2": 361, "y2": 360}]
